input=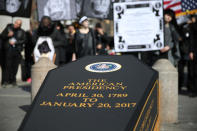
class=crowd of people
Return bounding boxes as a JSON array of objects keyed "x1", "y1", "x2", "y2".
[
  {"x1": 0, "y1": 15, "x2": 113, "y2": 88},
  {"x1": 0, "y1": 9, "x2": 197, "y2": 97}
]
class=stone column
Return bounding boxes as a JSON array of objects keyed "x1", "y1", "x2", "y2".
[
  {"x1": 152, "y1": 59, "x2": 178, "y2": 124},
  {"x1": 31, "y1": 57, "x2": 57, "y2": 101}
]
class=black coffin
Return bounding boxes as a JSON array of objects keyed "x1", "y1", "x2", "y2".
[{"x1": 19, "y1": 55, "x2": 159, "y2": 131}]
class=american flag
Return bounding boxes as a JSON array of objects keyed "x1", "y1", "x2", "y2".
[
  {"x1": 164, "y1": 0, "x2": 197, "y2": 15},
  {"x1": 182, "y1": 0, "x2": 197, "y2": 12}
]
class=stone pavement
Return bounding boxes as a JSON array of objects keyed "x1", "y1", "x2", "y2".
[
  {"x1": 0, "y1": 82, "x2": 31, "y2": 131},
  {"x1": 161, "y1": 89, "x2": 197, "y2": 131},
  {"x1": 0, "y1": 83, "x2": 197, "y2": 131}
]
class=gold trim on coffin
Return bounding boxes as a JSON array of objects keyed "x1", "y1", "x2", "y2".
[{"x1": 133, "y1": 80, "x2": 159, "y2": 131}]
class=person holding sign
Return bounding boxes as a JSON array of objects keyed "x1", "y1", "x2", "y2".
[{"x1": 160, "y1": 10, "x2": 181, "y2": 67}]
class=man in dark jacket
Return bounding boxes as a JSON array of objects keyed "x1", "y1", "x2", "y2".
[
  {"x1": 65, "y1": 24, "x2": 75, "y2": 63},
  {"x1": 1, "y1": 19, "x2": 26, "y2": 86},
  {"x1": 94, "y1": 22, "x2": 109, "y2": 55},
  {"x1": 32, "y1": 16, "x2": 66, "y2": 66},
  {"x1": 188, "y1": 15, "x2": 197, "y2": 97}
]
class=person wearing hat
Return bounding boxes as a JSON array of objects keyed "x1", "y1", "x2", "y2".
[
  {"x1": 72, "y1": 16, "x2": 96, "y2": 61},
  {"x1": 94, "y1": 22, "x2": 109, "y2": 55}
]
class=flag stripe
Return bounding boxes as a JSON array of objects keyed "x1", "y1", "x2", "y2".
[
  {"x1": 164, "y1": 1, "x2": 171, "y2": 5},
  {"x1": 165, "y1": 2, "x2": 181, "y2": 9},
  {"x1": 164, "y1": 0, "x2": 182, "y2": 15},
  {"x1": 170, "y1": 5, "x2": 182, "y2": 11},
  {"x1": 175, "y1": 10, "x2": 182, "y2": 14}
]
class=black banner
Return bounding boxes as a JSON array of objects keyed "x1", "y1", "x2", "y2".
[
  {"x1": 37, "y1": 0, "x2": 77, "y2": 21},
  {"x1": 0, "y1": 0, "x2": 32, "y2": 18},
  {"x1": 81, "y1": 0, "x2": 112, "y2": 19}
]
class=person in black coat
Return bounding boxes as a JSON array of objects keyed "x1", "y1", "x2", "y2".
[
  {"x1": 72, "y1": 16, "x2": 96, "y2": 60},
  {"x1": 23, "y1": 27, "x2": 35, "y2": 82},
  {"x1": 188, "y1": 15, "x2": 197, "y2": 97},
  {"x1": 54, "y1": 21, "x2": 67, "y2": 65},
  {"x1": 94, "y1": 22, "x2": 109, "y2": 55},
  {"x1": 65, "y1": 24, "x2": 76, "y2": 63},
  {"x1": 32, "y1": 16, "x2": 67, "y2": 66},
  {"x1": 1, "y1": 19, "x2": 26, "y2": 86}
]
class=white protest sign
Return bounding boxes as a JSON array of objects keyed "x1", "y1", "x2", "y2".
[{"x1": 114, "y1": 0, "x2": 164, "y2": 52}]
